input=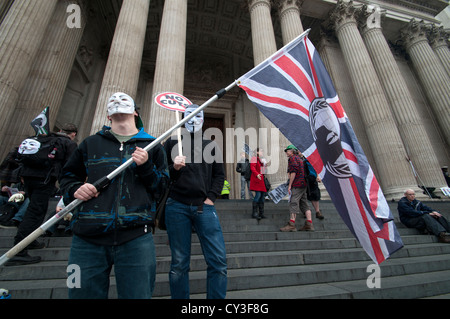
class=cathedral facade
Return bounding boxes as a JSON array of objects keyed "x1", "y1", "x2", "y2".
[{"x1": 0, "y1": 0, "x2": 449, "y2": 200}]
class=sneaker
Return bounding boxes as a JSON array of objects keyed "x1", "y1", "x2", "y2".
[
  {"x1": 280, "y1": 221, "x2": 297, "y2": 232},
  {"x1": 316, "y1": 210, "x2": 324, "y2": 220},
  {"x1": 299, "y1": 220, "x2": 314, "y2": 231},
  {"x1": 4, "y1": 251, "x2": 41, "y2": 266}
]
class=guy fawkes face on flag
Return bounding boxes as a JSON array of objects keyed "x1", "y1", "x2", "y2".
[{"x1": 309, "y1": 98, "x2": 351, "y2": 179}]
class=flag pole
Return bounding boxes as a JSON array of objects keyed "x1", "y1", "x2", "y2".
[{"x1": 0, "y1": 82, "x2": 237, "y2": 267}]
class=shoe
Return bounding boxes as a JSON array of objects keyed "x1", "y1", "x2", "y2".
[
  {"x1": 0, "y1": 219, "x2": 20, "y2": 229},
  {"x1": 280, "y1": 221, "x2": 297, "y2": 232},
  {"x1": 28, "y1": 240, "x2": 45, "y2": 250},
  {"x1": 251, "y1": 202, "x2": 259, "y2": 219},
  {"x1": 299, "y1": 220, "x2": 314, "y2": 231},
  {"x1": 258, "y1": 203, "x2": 266, "y2": 219},
  {"x1": 438, "y1": 232, "x2": 450, "y2": 243},
  {"x1": 316, "y1": 210, "x2": 324, "y2": 220},
  {"x1": 4, "y1": 251, "x2": 41, "y2": 266}
]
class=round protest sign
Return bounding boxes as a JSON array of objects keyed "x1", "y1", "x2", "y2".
[{"x1": 154, "y1": 92, "x2": 192, "y2": 112}]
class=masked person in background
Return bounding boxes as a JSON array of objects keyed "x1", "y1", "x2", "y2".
[{"x1": 163, "y1": 104, "x2": 227, "y2": 299}]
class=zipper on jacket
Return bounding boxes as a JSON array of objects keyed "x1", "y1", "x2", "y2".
[{"x1": 114, "y1": 141, "x2": 125, "y2": 245}]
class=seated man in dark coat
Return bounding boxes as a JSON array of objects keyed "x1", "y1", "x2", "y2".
[{"x1": 398, "y1": 189, "x2": 450, "y2": 243}]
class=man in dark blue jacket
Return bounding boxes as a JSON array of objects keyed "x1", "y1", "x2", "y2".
[
  {"x1": 398, "y1": 189, "x2": 450, "y2": 243},
  {"x1": 60, "y1": 92, "x2": 168, "y2": 299}
]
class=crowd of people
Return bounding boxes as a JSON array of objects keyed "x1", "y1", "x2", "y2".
[{"x1": 0, "y1": 91, "x2": 448, "y2": 300}]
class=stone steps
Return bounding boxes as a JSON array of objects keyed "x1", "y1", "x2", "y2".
[{"x1": 0, "y1": 199, "x2": 449, "y2": 299}]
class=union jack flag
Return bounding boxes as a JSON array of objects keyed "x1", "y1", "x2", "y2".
[{"x1": 237, "y1": 30, "x2": 403, "y2": 264}]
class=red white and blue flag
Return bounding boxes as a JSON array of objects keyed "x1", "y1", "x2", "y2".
[{"x1": 237, "y1": 30, "x2": 403, "y2": 264}]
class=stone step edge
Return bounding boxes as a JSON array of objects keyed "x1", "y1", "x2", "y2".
[{"x1": 2, "y1": 253, "x2": 450, "y2": 294}]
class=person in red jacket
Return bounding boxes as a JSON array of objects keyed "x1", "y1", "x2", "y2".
[{"x1": 250, "y1": 148, "x2": 267, "y2": 219}]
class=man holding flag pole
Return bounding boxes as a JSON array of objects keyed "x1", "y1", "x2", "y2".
[{"x1": 57, "y1": 92, "x2": 168, "y2": 299}]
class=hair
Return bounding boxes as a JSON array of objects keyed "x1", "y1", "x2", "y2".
[{"x1": 61, "y1": 123, "x2": 77, "y2": 134}]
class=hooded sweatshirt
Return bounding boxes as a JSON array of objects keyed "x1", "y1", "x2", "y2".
[
  {"x1": 163, "y1": 131, "x2": 224, "y2": 206},
  {"x1": 60, "y1": 126, "x2": 168, "y2": 246}
]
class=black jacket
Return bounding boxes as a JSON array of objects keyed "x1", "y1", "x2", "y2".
[
  {"x1": 397, "y1": 197, "x2": 436, "y2": 224},
  {"x1": 16, "y1": 133, "x2": 77, "y2": 182},
  {"x1": 164, "y1": 131, "x2": 224, "y2": 206},
  {"x1": 59, "y1": 126, "x2": 168, "y2": 245}
]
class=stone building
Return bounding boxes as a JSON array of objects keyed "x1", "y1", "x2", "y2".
[{"x1": 0, "y1": 0, "x2": 448, "y2": 200}]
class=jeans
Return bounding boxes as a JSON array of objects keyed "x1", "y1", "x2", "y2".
[
  {"x1": 165, "y1": 198, "x2": 227, "y2": 299},
  {"x1": 14, "y1": 177, "x2": 55, "y2": 245},
  {"x1": 68, "y1": 233, "x2": 156, "y2": 299},
  {"x1": 402, "y1": 214, "x2": 450, "y2": 237},
  {"x1": 240, "y1": 175, "x2": 253, "y2": 199},
  {"x1": 253, "y1": 191, "x2": 265, "y2": 203}
]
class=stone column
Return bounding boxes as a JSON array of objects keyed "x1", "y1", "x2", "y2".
[
  {"x1": 329, "y1": 0, "x2": 417, "y2": 199},
  {"x1": 429, "y1": 25, "x2": 450, "y2": 77},
  {"x1": 0, "y1": 0, "x2": 13, "y2": 21},
  {"x1": 249, "y1": 0, "x2": 278, "y2": 65},
  {"x1": 0, "y1": 0, "x2": 58, "y2": 151},
  {"x1": 2, "y1": 0, "x2": 86, "y2": 156},
  {"x1": 277, "y1": 0, "x2": 304, "y2": 43},
  {"x1": 401, "y1": 19, "x2": 450, "y2": 147},
  {"x1": 358, "y1": 6, "x2": 446, "y2": 188},
  {"x1": 90, "y1": 0, "x2": 150, "y2": 134},
  {"x1": 247, "y1": 0, "x2": 288, "y2": 185},
  {"x1": 147, "y1": 0, "x2": 187, "y2": 139}
]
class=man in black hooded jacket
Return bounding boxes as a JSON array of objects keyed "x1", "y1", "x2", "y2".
[{"x1": 59, "y1": 92, "x2": 168, "y2": 299}]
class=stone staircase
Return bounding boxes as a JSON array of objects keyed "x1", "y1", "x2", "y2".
[{"x1": 1, "y1": 199, "x2": 450, "y2": 299}]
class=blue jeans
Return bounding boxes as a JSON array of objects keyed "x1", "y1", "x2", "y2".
[
  {"x1": 68, "y1": 233, "x2": 156, "y2": 299},
  {"x1": 165, "y1": 198, "x2": 227, "y2": 299},
  {"x1": 240, "y1": 176, "x2": 253, "y2": 199},
  {"x1": 253, "y1": 191, "x2": 265, "y2": 203}
]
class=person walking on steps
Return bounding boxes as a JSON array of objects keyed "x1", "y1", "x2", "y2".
[
  {"x1": 250, "y1": 148, "x2": 266, "y2": 220},
  {"x1": 280, "y1": 145, "x2": 314, "y2": 232},
  {"x1": 5, "y1": 114, "x2": 77, "y2": 266}
]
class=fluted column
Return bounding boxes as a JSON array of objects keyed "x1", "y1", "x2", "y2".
[
  {"x1": 359, "y1": 6, "x2": 446, "y2": 188},
  {"x1": 401, "y1": 19, "x2": 450, "y2": 147},
  {"x1": 249, "y1": 0, "x2": 277, "y2": 65},
  {"x1": 147, "y1": 0, "x2": 187, "y2": 139},
  {"x1": 429, "y1": 25, "x2": 450, "y2": 77},
  {"x1": 248, "y1": 0, "x2": 285, "y2": 185},
  {"x1": 277, "y1": 0, "x2": 304, "y2": 43},
  {"x1": 2, "y1": 0, "x2": 86, "y2": 157},
  {"x1": 90, "y1": 0, "x2": 150, "y2": 134},
  {"x1": 329, "y1": 0, "x2": 417, "y2": 199},
  {"x1": 0, "y1": 0, "x2": 58, "y2": 149}
]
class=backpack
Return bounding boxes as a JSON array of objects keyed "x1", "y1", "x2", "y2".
[
  {"x1": 303, "y1": 159, "x2": 318, "y2": 186},
  {"x1": 0, "y1": 202, "x2": 19, "y2": 224},
  {"x1": 16, "y1": 135, "x2": 64, "y2": 170}
]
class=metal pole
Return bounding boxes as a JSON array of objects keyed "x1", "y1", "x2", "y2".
[{"x1": 0, "y1": 82, "x2": 237, "y2": 267}]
